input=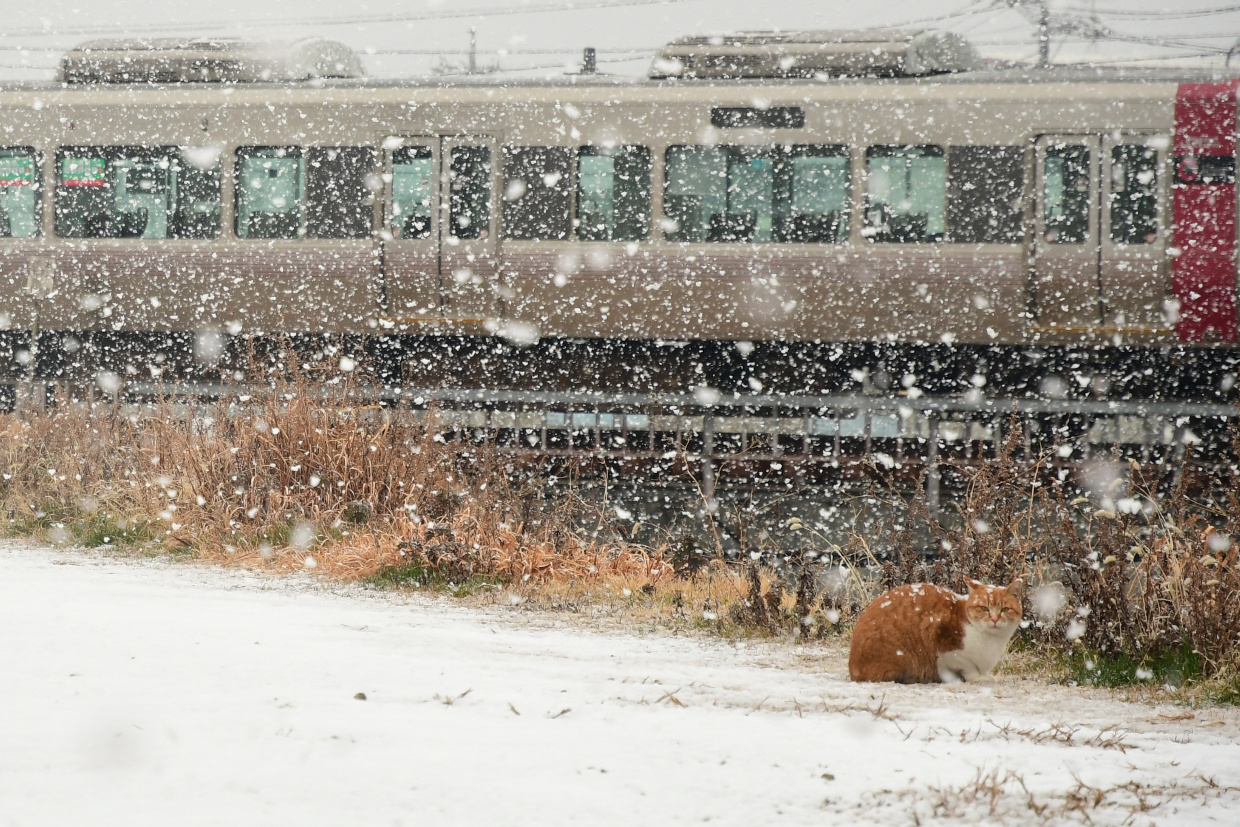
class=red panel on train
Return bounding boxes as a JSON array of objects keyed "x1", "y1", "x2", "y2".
[{"x1": 1173, "y1": 80, "x2": 1240, "y2": 343}]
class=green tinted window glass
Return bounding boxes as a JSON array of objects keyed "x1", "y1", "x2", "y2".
[
  {"x1": 55, "y1": 146, "x2": 221, "y2": 239},
  {"x1": 576, "y1": 145, "x2": 650, "y2": 241},
  {"x1": 236, "y1": 147, "x2": 305, "y2": 239},
  {"x1": 778, "y1": 147, "x2": 849, "y2": 243},
  {"x1": 663, "y1": 146, "x2": 727, "y2": 242},
  {"x1": 1043, "y1": 145, "x2": 1091, "y2": 244},
  {"x1": 727, "y1": 153, "x2": 774, "y2": 241},
  {"x1": 390, "y1": 145, "x2": 433, "y2": 239},
  {"x1": 0, "y1": 148, "x2": 40, "y2": 238},
  {"x1": 865, "y1": 146, "x2": 946, "y2": 243},
  {"x1": 665, "y1": 145, "x2": 848, "y2": 243}
]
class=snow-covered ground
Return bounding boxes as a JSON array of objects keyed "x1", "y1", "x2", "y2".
[{"x1": 2, "y1": 543, "x2": 1239, "y2": 826}]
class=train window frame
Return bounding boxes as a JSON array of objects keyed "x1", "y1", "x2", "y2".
[
  {"x1": 864, "y1": 145, "x2": 947, "y2": 243},
  {"x1": 575, "y1": 145, "x2": 651, "y2": 242},
  {"x1": 54, "y1": 145, "x2": 222, "y2": 240},
  {"x1": 502, "y1": 146, "x2": 572, "y2": 241},
  {"x1": 776, "y1": 145, "x2": 850, "y2": 243},
  {"x1": 305, "y1": 146, "x2": 377, "y2": 240},
  {"x1": 0, "y1": 146, "x2": 41, "y2": 238},
  {"x1": 1108, "y1": 144, "x2": 1158, "y2": 246},
  {"x1": 946, "y1": 145, "x2": 1025, "y2": 244},
  {"x1": 389, "y1": 145, "x2": 434, "y2": 240},
  {"x1": 449, "y1": 145, "x2": 492, "y2": 241},
  {"x1": 1041, "y1": 144, "x2": 1091, "y2": 245},
  {"x1": 235, "y1": 146, "x2": 306, "y2": 240},
  {"x1": 664, "y1": 144, "x2": 850, "y2": 243}
]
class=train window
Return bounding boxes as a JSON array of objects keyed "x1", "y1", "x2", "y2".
[
  {"x1": 576, "y1": 145, "x2": 651, "y2": 242},
  {"x1": 449, "y1": 146, "x2": 491, "y2": 240},
  {"x1": 1042, "y1": 145, "x2": 1090, "y2": 244},
  {"x1": 0, "y1": 148, "x2": 39, "y2": 238},
  {"x1": 55, "y1": 146, "x2": 221, "y2": 239},
  {"x1": 776, "y1": 146, "x2": 849, "y2": 243},
  {"x1": 306, "y1": 147, "x2": 376, "y2": 239},
  {"x1": 864, "y1": 146, "x2": 946, "y2": 243},
  {"x1": 502, "y1": 146, "x2": 571, "y2": 240},
  {"x1": 390, "y1": 146, "x2": 433, "y2": 239},
  {"x1": 1109, "y1": 145, "x2": 1157, "y2": 245},
  {"x1": 236, "y1": 147, "x2": 304, "y2": 239},
  {"x1": 665, "y1": 145, "x2": 849, "y2": 243},
  {"x1": 946, "y1": 146, "x2": 1024, "y2": 244},
  {"x1": 664, "y1": 146, "x2": 726, "y2": 241}
]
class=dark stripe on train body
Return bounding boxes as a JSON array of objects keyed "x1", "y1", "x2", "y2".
[{"x1": 2, "y1": 332, "x2": 1237, "y2": 405}]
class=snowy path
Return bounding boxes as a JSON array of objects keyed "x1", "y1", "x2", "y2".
[{"x1": 2, "y1": 543, "x2": 1239, "y2": 826}]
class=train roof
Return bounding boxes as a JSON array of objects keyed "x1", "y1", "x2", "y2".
[{"x1": 1, "y1": 26, "x2": 1237, "y2": 95}]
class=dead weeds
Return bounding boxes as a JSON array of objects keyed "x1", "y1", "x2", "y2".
[{"x1": 880, "y1": 766, "x2": 1238, "y2": 825}]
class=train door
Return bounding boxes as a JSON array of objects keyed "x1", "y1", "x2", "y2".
[
  {"x1": 381, "y1": 136, "x2": 440, "y2": 319},
  {"x1": 1099, "y1": 133, "x2": 1171, "y2": 334},
  {"x1": 1033, "y1": 134, "x2": 1103, "y2": 332},
  {"x1": 380, "y1": 135, "x2": 500, "y2": 323}
]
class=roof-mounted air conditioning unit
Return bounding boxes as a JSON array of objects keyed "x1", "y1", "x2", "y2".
[
  {"x1": 650, "y1": 29, "x2": 979, "y2": 80},
  {"x1": 60, "y1": 38, "x2": 365, "y2": 84}
]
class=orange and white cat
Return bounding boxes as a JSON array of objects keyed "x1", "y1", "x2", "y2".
[{"x1": 848, "y1": 580, "x2": 1023, "y2": 684}]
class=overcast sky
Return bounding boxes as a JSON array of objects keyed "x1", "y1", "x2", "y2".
[{"x1": 1, "y1": 0, "x2": 1239, "y2": 80}]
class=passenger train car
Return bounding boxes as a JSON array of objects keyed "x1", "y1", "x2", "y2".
[{"x1": 1, "y1": 30, "x2": 1239, "y2": 399}]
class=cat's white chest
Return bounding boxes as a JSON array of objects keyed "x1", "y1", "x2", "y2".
[{"x1": 937, "y1": 621, "x2": 1018, "y2": 682}]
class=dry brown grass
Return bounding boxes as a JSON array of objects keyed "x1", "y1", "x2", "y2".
[
  {"x1": 0, "y1": 376, "x2": 668, "y2": 589},
  {"x1": 876, "y1": 766, "x2": 1238, "y2": 825},
  {"x1": 843, "y1": 419, "x2": 1240, "y2": 684},
  {"x1": 5, "y1": 380, "x2": 1240, "y2": 694}
]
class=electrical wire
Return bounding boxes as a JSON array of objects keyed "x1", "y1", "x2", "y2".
[
  {"x1": 0, "y1": 0, "x2": 703, "y2": 39},
  {"x1": 1088, "y1": 3, "x2": 1240, "y2": 20},
  {"x1": 885, "y1": 0, "x2": 995, "y2": 30}
]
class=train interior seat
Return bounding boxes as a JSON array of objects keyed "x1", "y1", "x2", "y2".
[
  {"x1": 708, "y1": 212, "x2": 757, "y2": 242},
  {"x1": 248, "y1": 210, "x2": 300, "y2": 239},
  {"x1": 775, "y1": 212, "x2": 841, "y2": 243},
  {"x1": 115, "y1": 208, "x2": 149, "y2": 238},
  {"x1": 663, "y1": 193, "x2": 703, "y2": 240},
  {"x1": 401, "y1": 214, "x2": 431, "y2": 239}
]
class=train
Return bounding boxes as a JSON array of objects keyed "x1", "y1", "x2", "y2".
[{"x1": 1, "y1": 29, "x2": 1239, "y2": 403}]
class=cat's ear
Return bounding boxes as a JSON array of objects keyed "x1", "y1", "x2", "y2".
[
  {"x1": 1007, "y1": 578, "x2": 1025, "y2": 600},
  {"x1": 966, "y1": 579, "x2": 985, "y2": 593}
]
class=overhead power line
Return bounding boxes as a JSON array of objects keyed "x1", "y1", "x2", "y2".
[
  {"x1": 0, "y1": 0, "x2": 701, "y2": 39},
  {"x1": 1089, "y1": 3, "x2": 1240, "y2": 20}
]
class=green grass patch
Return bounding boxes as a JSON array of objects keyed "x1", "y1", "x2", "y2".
[
  {"x1": 1205, "y1": 676, "x2": 1240, "y2": 706},
  {"x1": 76, "y1": 512, "x2": 154, "y2": 548},
  {"x1": 1066, "y1": 646, "x2": 1205, "y2": 688},
  {"x1": 364, "y1": 563, "x2": 432, "y2": 589},
  {"x1": 363, "y1": 563, "x2": 503, "y2": 596}
]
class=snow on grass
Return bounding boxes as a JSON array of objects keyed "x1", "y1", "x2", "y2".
[{"x1": 2, "y1": 542, "x2": 1238, "y2": 826}]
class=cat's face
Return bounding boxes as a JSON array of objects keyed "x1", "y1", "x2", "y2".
[{"x1": 964, "y1": 580, "x2": 1023, "y2": 631}]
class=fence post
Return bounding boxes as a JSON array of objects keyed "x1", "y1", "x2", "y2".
[
  {"x1": 701, "y1": 414, "x2": 716, "y2": 504},
  {"x1": 926, "y1": 415, "x2": 941, "y2": 515}
]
